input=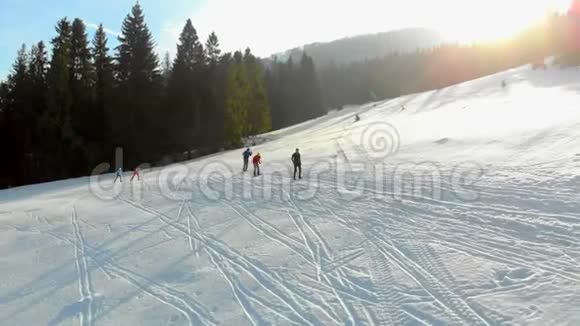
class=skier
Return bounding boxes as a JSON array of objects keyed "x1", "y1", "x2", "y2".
[
  {"x1": 291, "y1": 148, "x2": 302, "y2": 180},
  {"x1": 242, "y1": 148, "x2": 252, "y2": 172},
  {"x1": 113, "y1": 168, "x2": 123, "y2": 183},
  {"x1": 130, "y1": 167, "x2": 141, "y2": 182},
  {"x1": 253, "y1": 152, "x2": 262, "y2": 177},
  {"x1": 354, "y1": 114, "x2": 360, "y2": 122}
]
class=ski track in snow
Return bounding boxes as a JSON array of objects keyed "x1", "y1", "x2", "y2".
[
  {"x1": 49, "y1": 210, "x2": 216, "y2": 326},
  {"x1": 2, "y1": 64, "x2": 580, "y2": 325},
  {"x1": 121, "y1": 197, "x2": 341, "y2": 325},
  {"x1": 71, "y1": 206, "x2": 96, "y2": 326}
]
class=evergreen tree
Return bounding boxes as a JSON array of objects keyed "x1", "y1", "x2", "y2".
[
  {"x1": 0, "y1": 81, "x2": 10, "y2": 186},
  {"x1": 45, "y1": 18, "x2": 75, "y2": 178},
  {"x1": 206, "y1": 46, "x2": 230, "y2": 149},
  {"x1": 264, "y1": 53, "x2": 325, "y2": 129},
  {"x1": 264, "y1": 58, "x2": 285, "y2": 129},
  {"x1": 29, "y1": 41, "x2": 48, "y2": 90},
  {"x1": 167, "y1": 19, "x2": 205, "y2": 150},
  {"x1": 173, "y1": 19, "x2": 205, "y2": 71},
  {"x1": 115, "y1": 3, "x2": 161, "y2": 164},
  {"x1": 70, "y1": 19, "x2": 93, "y2": 88},
  {"x1": 0, "y1": 82, "x2": 7, "y2": 113},
  {"x1": 205, "y1": 32, "x2": 221, "y2": 66},
  {"x1": 92, "y1": 23, "x2": 114, "y2": 137},
  {"x1": 161, "y1": 51, "x2": 172, "y2": 85},
  {"x1": 69, "y1": 18, "x2": 95, "y2": 172},
  {"x1": 93, "y1": 24, "x2": 113, "y2": 93},
  {"x1": 299, "y1": 53, "x2": 325, "y2": 119},
  {"x1": 9, "y1": 44, "x2": 31, "y2": 108},
  {"x1": 116, "y1": 3, "x2": 159, "y2": 84},
  {"x1": 243, "y1": 48, "x2": 271, "y2": 136},
  {"x1": 224, "y1": 51, "x2": 249, "y2": 147},
  {"x1": 92, "y1": 23, "x2": 115, "y2": 164},
  {"x1": 5, "y1": 45, "x2": 32, "y2": 183},
  {"x1": 8, "y1": 44, "x2": 30, "y2": 110},
  {"x1": 28, "y1": 41, "x2": 49, "y2": 175}
]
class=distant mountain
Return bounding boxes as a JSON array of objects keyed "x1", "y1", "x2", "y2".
[{"x1": 268, "y1": 28, "x2": 446, "y2": 68}]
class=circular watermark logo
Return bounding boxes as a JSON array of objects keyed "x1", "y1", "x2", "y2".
[{"x1": 360, "y1": 122, "x2": 401, "y2": 159}]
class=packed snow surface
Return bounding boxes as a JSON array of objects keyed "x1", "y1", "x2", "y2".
[{"x1": 1, "y1": 64, "x2": 580, "y2": 325}]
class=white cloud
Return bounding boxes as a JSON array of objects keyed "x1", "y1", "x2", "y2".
[{"x1": 86, "y1": 22, "x2": 121, "y2": 38}]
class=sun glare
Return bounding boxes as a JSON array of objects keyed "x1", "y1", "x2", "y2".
[
  {"x1": 436, "y1": 0, "x2": 570, "y2": 43},
  {"x1": 184, "y1": 0, "x2": 573, "y2": 57}
]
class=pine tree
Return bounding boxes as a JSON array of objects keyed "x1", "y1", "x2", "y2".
[
  {"x1": 173, "y1": 19, "x2": 205, "y2": 71},
  {"x1": 116, "y1": 3, "x2": 159, "y2": 84},
  {"x1": 70, "y1": 19, "x2": 93, "y2": 88},
  {"x1": 5, "y1": 45, "x2": 32, "y2": 183},
  {"x1": 116, "y1": 2, "x2": 161, "y2": 163},
  {"x1": 28, "y1": 41, "x2": 49, "y2": 174},
  {"x1": 46, "y1": 19, "x2": 72, "y2": 128},
  {"x1": 224, "y1": 51, "x2": 249, "y2": 147},
  {"x1": 8, "y1": 44, "x2": 30, "y2": 110},
  {"x1": 92, "y1": 23, "x2": 114, "y2": 131},
  {"x1": 299, "y1": 53, "x2": 325, "y2": 120},
  {"x1": 0, "y1": 82, "x2": 7, "y2": 115},
  {"x1": 206, "y1": 40, "x2": 228, "y2": 148},
  {"x1": 29, "y1": 41, "x2": 48, "y2": 91},
  {"x1": 264, "y1": 58, "x2": 286, "y2": 129},
  {"x1": 45, "y1": 18, "x2": 75, "y2": 178},
  {"x1": 0, "y1": 80, "x2": 12, "y2": 186},
  {"x1": 0, "y1": 81, "x2": 6, "y2": 113},
  {"x1": 161, "y1": 51, "x2": 172, "y2": 85},
  {"x1": 69, "y1": 18, "x2": 95, "y2": 172},
  {"x1": 265, "y1": 54, "x2": 325, "y2": 129},
  {"x1": 205, "y1": 32, "x2": 221, "y2": 66},
  {"x1": 265, "y1": 57, "x2": 297, "y2": 128},
  {"x1": 92, "y1": 23, "x2": 114, "y2": 163},
  {"x1": 243, "y1": 48, "x2": 271, "y2": 136},
  {"x1": 168, "y1": 19, "x2": 205, "y2": 150}
]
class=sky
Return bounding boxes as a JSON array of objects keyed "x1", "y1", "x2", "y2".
[{"x1": 0, "y1": 0, "x2": 572, "y2": 81}]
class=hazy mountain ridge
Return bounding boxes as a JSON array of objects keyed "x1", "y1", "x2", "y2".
[{"x1": 269, "y1": 28, "x2": 447, "y2": 67}]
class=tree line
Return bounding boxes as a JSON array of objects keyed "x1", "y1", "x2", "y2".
[
  {"x1": 0, "y1": 3, "x2": 326, "y2": 188},
  {"x1": 5, "y1": 5, "x2": 576, "y2": 189}
]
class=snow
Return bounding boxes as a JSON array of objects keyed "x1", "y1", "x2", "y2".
[{"x1": 2, "y1": 64, "x2": 580, "y2": 325}]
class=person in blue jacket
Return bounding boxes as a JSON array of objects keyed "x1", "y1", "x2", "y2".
[
  {"x1": 242, "y1": 148, "x2": 252, "y2": 172},
  {"x1": 114, "y1": 168, "x2": 123, "y2": 183}
]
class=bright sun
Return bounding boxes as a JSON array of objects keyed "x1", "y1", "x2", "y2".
[
  {"x1": 187, "y1": 0, "x2": 573, "y2": 57},
  {"x1": 436, "y1": 0, "x2": 570, "y2": 42}
]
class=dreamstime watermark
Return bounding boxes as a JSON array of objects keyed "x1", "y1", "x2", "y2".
[
  {"x1": 88, "y1": 122, "x2": 485, "y2": 204},
  {"x1": 358, "y1": 121, "x2": 401, "y2": 159}
]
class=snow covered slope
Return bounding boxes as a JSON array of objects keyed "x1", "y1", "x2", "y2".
[{"x1": 1, "y1": 64, "x2": 580, "y2": 325}]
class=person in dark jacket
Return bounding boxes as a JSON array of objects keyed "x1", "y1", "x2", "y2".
[
  {"x1": 291, "y1": 148, "x2": 302, "y2": 180},
  {"x1": 242, "y1": 148, "x2": 252, "y2": 172}
]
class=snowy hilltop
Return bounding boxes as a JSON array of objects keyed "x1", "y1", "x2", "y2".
[{"x1": 1, "y1": 63, "x2": 580, "y2": 325}]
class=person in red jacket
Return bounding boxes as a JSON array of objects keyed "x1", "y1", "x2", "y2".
[
  {"x1": 252, "y1": 153, "x2": 262, "y2": 176},
  {"x1": 130, "y1": 167, "x2": 141, "y2": 182}
]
